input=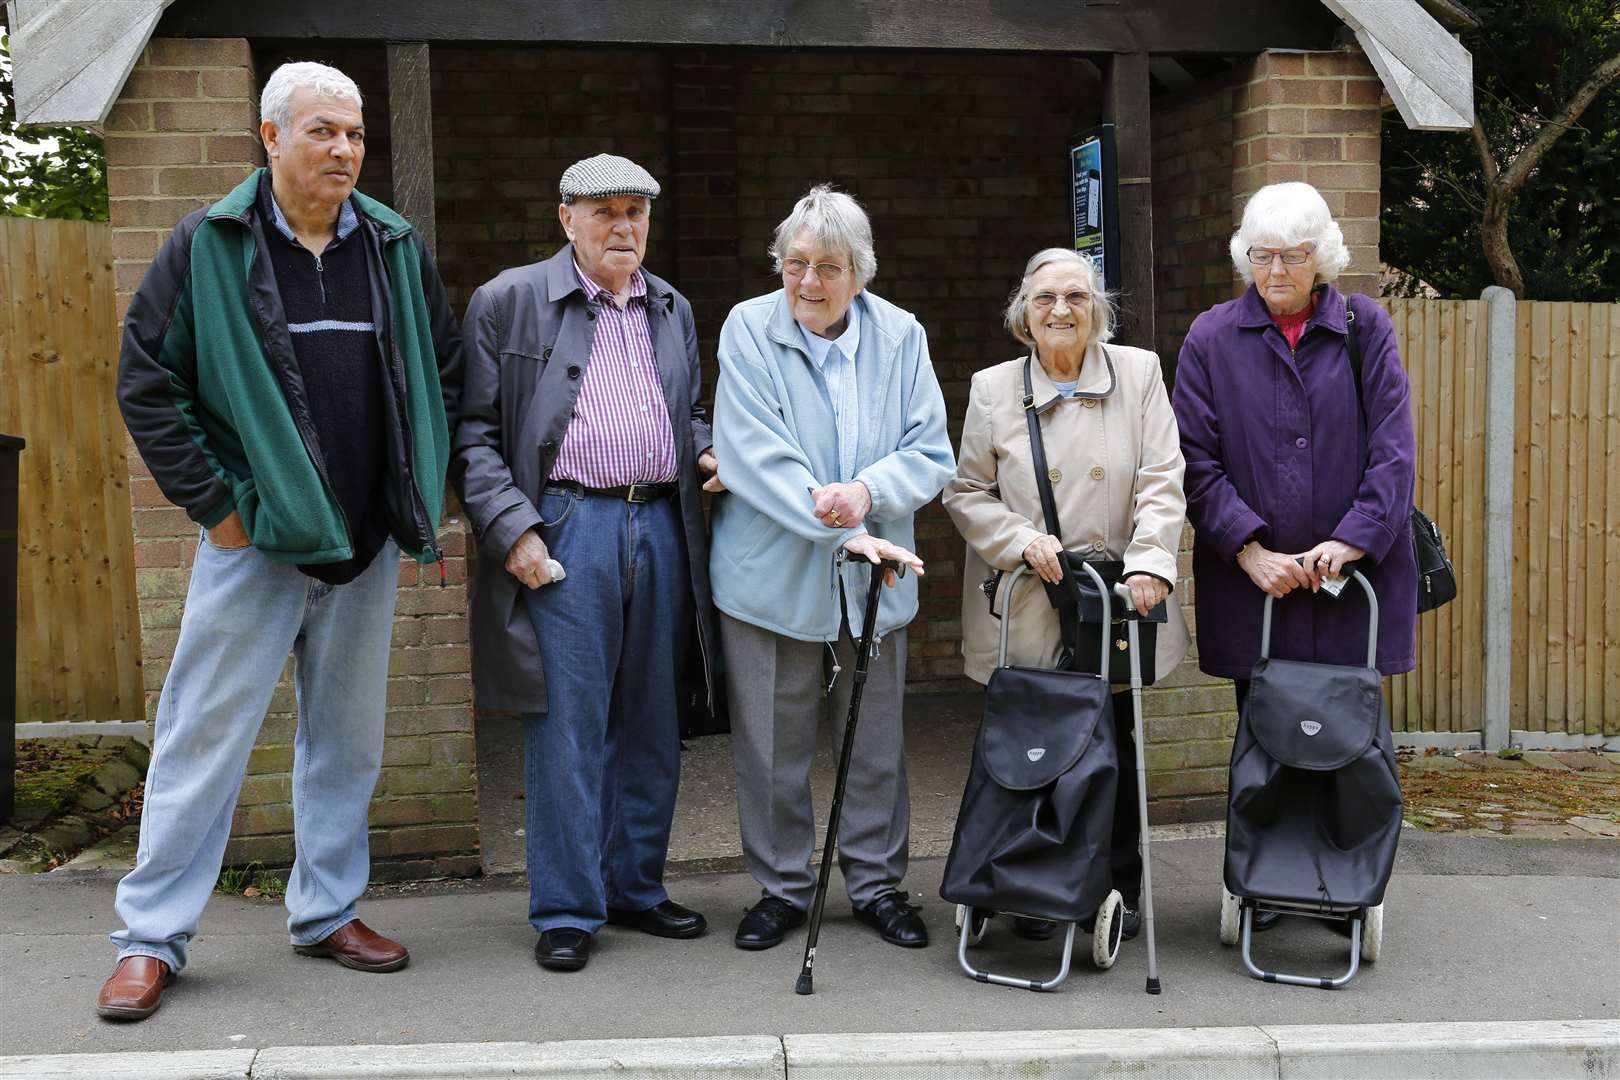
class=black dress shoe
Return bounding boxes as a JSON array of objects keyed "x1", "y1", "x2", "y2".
[
  {"x1": 606, "y1": 899, "x2": 708, "y2": 939},
  {"x1": 1010, "y1": 916, "x2": 1058, "y2": 941},
  {"x1": 1251, "y1": 908, "x2": 1283, "y2": 933},
  {"x1": 535, "y1": 928, "x2": 592, "y2": 971},
  {"x1": 734, "y1": 895, "x2": 806, "y2": 951},
  {"x1": 854, "y1": 891, "x2": 928, "y2": 948}
]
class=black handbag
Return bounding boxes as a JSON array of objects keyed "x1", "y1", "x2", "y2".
[
  {"x1": 1345, "y1": 301, "x2": 1457, "y2": 613},
  {"x1": 1020, "y1": 357, "x2": 1163, "y2": 685}
]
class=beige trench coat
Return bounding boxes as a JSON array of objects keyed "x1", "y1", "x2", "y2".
[{"x1": 943, "y1": 343, "x2": 1190, "y2": 684}]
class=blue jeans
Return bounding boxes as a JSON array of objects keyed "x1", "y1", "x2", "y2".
[
  {"x1": 521, "y1": 488, "x2": 689, "y2": 934},
  {"x1": 111, "y1": 534, "x2": 399, "y2": 972}
]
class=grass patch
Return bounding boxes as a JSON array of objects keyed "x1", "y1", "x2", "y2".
[{"x1": 216, "y1": 861, "x2": 287, "y2": 899}]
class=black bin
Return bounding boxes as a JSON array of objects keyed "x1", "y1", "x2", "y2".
[{"x1": 0, "y1": 434, "x2": 22, "y2": 822}]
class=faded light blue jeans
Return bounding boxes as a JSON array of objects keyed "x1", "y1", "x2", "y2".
[
  {"x1": 110, "y1": 533, "x2": 399, "y2": 972},
  {"x1": 520, "y1": 487, "x2": 690, "y2": 935}
]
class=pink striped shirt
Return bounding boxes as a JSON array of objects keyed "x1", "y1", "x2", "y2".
[{"x1": 550, "y1": 263, "x2": 679, "y2": 487}]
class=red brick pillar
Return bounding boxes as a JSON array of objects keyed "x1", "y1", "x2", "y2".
[
  {"x1": 106, "y1": 39, "x2": 480, "y2": 878},
  {"x1": 1232, "y1": 49, "x2": 1384, "y2": 296}
]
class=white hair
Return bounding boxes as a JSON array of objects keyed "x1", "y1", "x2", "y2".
[
  {"x1": 1229, "y1": 181, "x2": 1351, "y2": 285},
  {"x1": 1004, "y1": 248, "x2": 1116, "y2": 348},
  {"x1": 769, "y1": 184, "x2": 877, "y2": 287},
  {"x1": 260, "y1": 61, "x2": 363, "y2": 130}
]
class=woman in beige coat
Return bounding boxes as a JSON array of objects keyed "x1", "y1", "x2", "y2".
[{"x1": 942, "y1": 246, "x2": 1189, "y2": 942}]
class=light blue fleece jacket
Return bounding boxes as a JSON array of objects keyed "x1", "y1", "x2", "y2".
[{"x1": 710, "y1": 290, "x2": 954, "y2": 642}]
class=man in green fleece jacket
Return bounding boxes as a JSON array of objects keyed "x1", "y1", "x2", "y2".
[{"x1": 99, "y1": 61, "x2": 461, "y2": 1022}]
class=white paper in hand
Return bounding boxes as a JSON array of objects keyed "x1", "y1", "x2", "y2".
[{"x1": 544, "y1": 558, "x2": 566, "y2": 584}]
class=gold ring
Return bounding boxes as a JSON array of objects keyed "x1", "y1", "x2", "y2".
[{"x1": 830, "y1": 513, "x2": 842, "y2": 526}]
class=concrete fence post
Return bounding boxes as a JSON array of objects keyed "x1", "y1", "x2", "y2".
[{"x1": 1480, "y1": 285, "x2": 1516, "y2": 751}]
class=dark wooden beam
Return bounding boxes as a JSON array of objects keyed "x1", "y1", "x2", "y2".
[
  {"x1": 385, "y1": 42, "x2": 436, "y2": 257},
  {"x1": 1103, "y1": 51, "x2": 1153, "y2": 354},
  {"x1": 158, "y1": 0, "x2": 1338, "y2": 54}
]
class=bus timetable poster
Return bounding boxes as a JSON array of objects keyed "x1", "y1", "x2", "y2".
[{"x1": 1070, "y1": 124, "x2": 1120, "y2": 292}]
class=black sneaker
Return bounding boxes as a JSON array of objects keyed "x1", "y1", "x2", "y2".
[
  {"x1": 734, "y1": 895, "x2": 806, "y2": 951},
  {"x1": 1120, "y1": 905, "x2": 1142, "y2": 942},
  {"x1": 853, "y1": 891, "x2": 928, "y2": 948}
]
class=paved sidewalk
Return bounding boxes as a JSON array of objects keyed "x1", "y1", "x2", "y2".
[{"x1": 1, "y1": 833, "x2": 1614, "y2": 1063}]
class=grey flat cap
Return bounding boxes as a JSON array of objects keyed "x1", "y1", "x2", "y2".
[{"x1": 558, "y1": 154, "x2": 661, "y2": 203}]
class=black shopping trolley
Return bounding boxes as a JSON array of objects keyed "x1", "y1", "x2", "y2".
[{"x1": 1219, "y1": 568, "x2": 1402, "y2": 988}]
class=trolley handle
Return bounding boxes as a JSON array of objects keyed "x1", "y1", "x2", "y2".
[
  {"x1": 1259, "y1": 567, "x2": 1380, "y2": 669},
  {"x1": 997, "y1": 562, "x2": 1110, "y2": 676}
]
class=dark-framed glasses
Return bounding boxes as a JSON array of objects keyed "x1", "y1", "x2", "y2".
[
  {"x1": 1031, "y1": 290, "x2": 1091, "y2": 311},
  {"x1": 782, "y1": 258, "x2": 851, "y2": 282},
  {"x1": 1247, "y1": 246, "x2": 1315, "y2": 266}
]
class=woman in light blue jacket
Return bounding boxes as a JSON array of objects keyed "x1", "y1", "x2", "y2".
[{"x1": 709, "y1": 184, "x2": 954, "y2": 955}]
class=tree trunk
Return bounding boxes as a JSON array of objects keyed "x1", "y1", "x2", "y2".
[{"x1": 1479, "y1": 187, "x2": 1525, "y2": 298}]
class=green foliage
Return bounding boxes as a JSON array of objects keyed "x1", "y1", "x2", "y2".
[
  {"x1": 1381, "y1": 0, "x2": 1620, "y2": 300},
  {"x1": 0, "y1": 28, "x2": 109, "y2": 221},
  {"x1": 215, "y1": 861, "x2": 288, "y2": 898}
]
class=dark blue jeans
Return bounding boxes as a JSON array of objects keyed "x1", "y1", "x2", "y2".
[{"x1": 520, "y1": 487, "x2": 690, "y2": 934}]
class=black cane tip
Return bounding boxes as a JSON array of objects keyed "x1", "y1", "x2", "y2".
[
  {"x1": 794, "y1": 973, "x2": 814, "y2": 995},
  {"x1": 1146, "y1": 977, "x2": 1162, "y2": 995}
]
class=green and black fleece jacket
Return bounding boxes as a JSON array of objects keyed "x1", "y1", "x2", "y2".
[{"x1": 118, "y1": 169, "x2": 462, "y2": 567}]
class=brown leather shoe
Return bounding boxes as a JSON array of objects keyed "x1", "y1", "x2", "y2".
[
  {"x1": 97, "y1": 956, "x2": 173, "y2": 1021},
  {"x1": 293, "y1": 919, "x2": 409, "y2": 973}
]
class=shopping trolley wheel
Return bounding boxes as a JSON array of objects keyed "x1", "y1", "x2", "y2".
[
  {"x1": 1219, "y1": 887, "x2": 1242, "y2": 946},
  {"x1": 1091, "y1": 890, "x2": 1123, "y2": 970},
  {"x1": 954, "y1": 904, "x2": 989, "y2": 946},
  {"x1": 1360, "y1": 903, "x2": 1383, "y2": 963}
]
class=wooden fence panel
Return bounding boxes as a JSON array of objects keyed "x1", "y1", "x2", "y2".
[
  {"x1": 1511, "y1": 301, "x2": 1620, "y2": 738},
  {"x1": 0, "y1": 217, "x2": 143, "y2": 724},
  {"x1": 1381, "y1": 298, "x2": 1488, "y2": 735}
]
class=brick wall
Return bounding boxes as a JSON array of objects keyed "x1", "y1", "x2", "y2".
[
  {"x1": 107, "y1": 38, "x2": 479, "y2": 878},
  {"x1": 1232, "y1": 50, "x2": 1383, "y2": 298}
]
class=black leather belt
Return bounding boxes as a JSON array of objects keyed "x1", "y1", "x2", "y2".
[{"x1": 546, "y1": 480, "x2": 676, "y2": 503}]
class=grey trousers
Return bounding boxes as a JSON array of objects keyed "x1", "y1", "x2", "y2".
[{"x1": 720, "y1": 611, "x2": 910, "y2": 910}]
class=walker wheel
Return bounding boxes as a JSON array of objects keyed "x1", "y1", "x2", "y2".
[
  {"x1": 955, "y1": 904, "x2": 989, "y2": 946},
  {"x1": 1360, "y1": 903, "x2": 1383, "y2": 963},
  {"x1": 1091, "y1": 890, "x2": 1123, "y2": 970},
  {"x1": 1219, "y1": 887, "x2": 1242, "y2": 946}
]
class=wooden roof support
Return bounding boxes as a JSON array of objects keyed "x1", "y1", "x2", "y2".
[
  {"x1": 386, "y1": 43, "x2": 437, "y2": 257},
  {"x1": 1103, "y1": 52, "x2": 1154, "y2": 355}
]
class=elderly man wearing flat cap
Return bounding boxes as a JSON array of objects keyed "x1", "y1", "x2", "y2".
[{"x1": 452, "y1": 154, "x2": 719, "y2": 972}]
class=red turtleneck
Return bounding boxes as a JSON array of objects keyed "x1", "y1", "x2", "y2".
[{"x1": 1269, "y1": 299, "x2": 1316, "y2": 350}]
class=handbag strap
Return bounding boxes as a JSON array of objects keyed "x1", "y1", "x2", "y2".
[
  {"x1": 1022, "y1": 356, "x2": 1065, "y2": 546},
  {"x1": 1344, "y1": 295, "x2": 1367, "y2": 432}
]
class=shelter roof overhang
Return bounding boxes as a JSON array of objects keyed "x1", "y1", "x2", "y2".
[{"x1": 6, "y1": 0, "x2": 1471, "y2": 131}]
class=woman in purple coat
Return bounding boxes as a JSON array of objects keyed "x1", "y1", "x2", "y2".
[{"x1": 1172, "y1": 184, "x2": 1417, "y2": 927}]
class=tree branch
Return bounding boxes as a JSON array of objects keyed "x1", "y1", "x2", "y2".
[
  {"x1": 1470, "y1": 114, "x2": 1499, "y2": 183},
  {"x1": 1496, "y1": 49, "x2": 1620, "y2": 197}
]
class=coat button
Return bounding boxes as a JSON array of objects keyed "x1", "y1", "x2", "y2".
[
  {"x1": 567, "y1": 365, "x2": 581, "y2": 379},
  {"x1": 1295, "y1": 436, "x2": 1308, "y2": 449},
  {"x1": 1082, "y1": 398, "x2": 1098, "y2": 409},
  {"x1": 1092, "y1": 538, "x2": 1107, "y2": 553},
  {"x1": 1048, "y1": 467, "x2": 1063, "y2": 483},
  {"x1": 542, "y1": 439, "x2": 557, "y2": 452},
  {"x1": 1091, "y1": 466, "x2": 1105, "y2": 480},
  {"x1": 587, "y1": 308, "x2": 597, "y2": 321},
  {"x1": 543, "y1": 347, "x2": 553, "y2": 360}
]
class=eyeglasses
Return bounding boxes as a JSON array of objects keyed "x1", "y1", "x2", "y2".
[
  {"x1": 1247, "y1": 246, "x2": 1315, "y2": 266},
  {"x1": 782, "y1": 258, "x2": 851, "y2": 282},
  {"x1": 1030, "y1": 290, "x2": 1091, "y2": 311}
]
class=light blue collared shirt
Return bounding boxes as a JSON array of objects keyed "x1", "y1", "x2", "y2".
[
  {"x1": 267, "y1": 189, "x2": 360, "y2": 245},
  {"x1": 799, "y1": 297, "x2": 863, "y2": 484}
]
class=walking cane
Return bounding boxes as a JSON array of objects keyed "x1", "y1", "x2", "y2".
[
  {"x1": 795, "y1": 557, "x2": 901, "y2": 996},
  {"x1": 1114, "y1": 581, "x2": 1165, "y2": 995}
]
